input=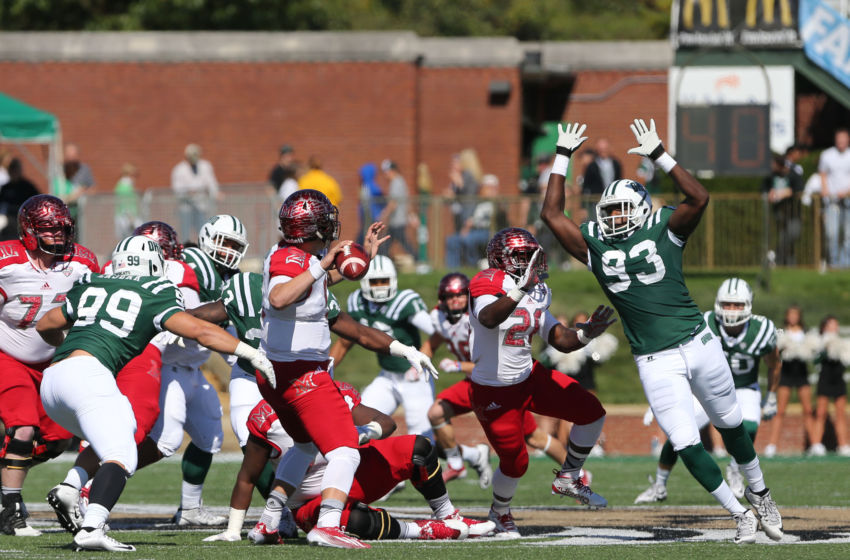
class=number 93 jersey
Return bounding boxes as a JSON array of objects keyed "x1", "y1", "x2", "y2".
[
  {"x1": 52, "y1": 272, "x2": 185, "y2": 374},
  {"x1": 468, "y1": 269, "x2": 559, "y2": 387},
  {"x1": 582, "y1": 206, "x2": 702, "y2": 356}
]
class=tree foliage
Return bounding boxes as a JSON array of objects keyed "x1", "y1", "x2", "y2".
[{"x1": 1, "y1": 0, "x2": 672, "y2": 40}]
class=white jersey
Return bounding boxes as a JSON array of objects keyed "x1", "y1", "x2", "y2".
[
  {"x1": 0, "y1": 240, "x2": 98, "y2": 364},
  {"x1": 430, "y1": 307, "x2": 472, "y2": 362},
  {"x1": 468, "y1": 268, "x2": 559, "y2": 387},
  {"x1": 261, "y1": 243, "x2": 330, "y2": 362}
]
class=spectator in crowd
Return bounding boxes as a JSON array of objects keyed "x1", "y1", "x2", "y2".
[
  {"x1": 171, "y1": 143, "x2": 220, "y2": 242},
  {"x1": 765, "y1": 305, "x2": 818, "y2": 457},
  {"x1": 580, "y1": 138, "x2": 621, "y2": 218},
  {"x1": 763, "y1": 153, "x2": 804, "y2": 265},
  {"x1": 0, "y1": 149, "x2": 11, "y2": 188},
  {"x1": 818, "y1": 128, "x2": 850, "y2": 268},
  {"x1": 64, "y1": 143, "x2": 95, "y2": 194},
  {"x1": 268, "y1": 144, "x2": 299, "y2": 201},
  {"x1": 446, "y1": 150, "x2": 481, "y2": 235},
  {"x1": 0, "y1": 158, "x2": 39, "y2": 240},
  {"x1": 298, "y1": 155, "x2": 342, "y2": 208},
  {"x1": 357, "y1": 162, "x2": 385, "y2": 246},
  {"x1": 114, "y1": 163, "x2": 141, "y2": 239},
  {"x1": 810, "y1": 315, "x2": 850, "y2": 456},
  {"x1": 445, "y1": 174, "x2": 504, "y2": 268},
  {"x1": 784, "y1": 144, "x2": 804, "y2": 177},
  {"x1": 378, "y1": 159, "x2": 416, "y2": 258}
]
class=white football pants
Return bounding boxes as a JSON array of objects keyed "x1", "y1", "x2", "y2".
[
  {"x1": 361, "y1": 370, "x2": 435, "y2": 437},
  {"x1": 693, "y1": 385, "x2": 762, "y2": 429},
  {"x1": 228, "y1": 364, "x2": 263, "y2": 448}
]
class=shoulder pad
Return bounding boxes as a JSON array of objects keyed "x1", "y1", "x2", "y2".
[
  {"x1": 470, "y1": 269, "x2": 507, "y2": 298},
  {"x1": 268, "y1": 245, "x2": 310, "y2": 278},
  {"x1": 69, "y1": 244, "x2": 100, "y2": 272},
  {"x1": 0, "y1": 240, "x2": 28, "y2": 266}
]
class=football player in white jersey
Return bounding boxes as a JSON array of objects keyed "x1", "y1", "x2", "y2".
[
  {"x1": 0, "y1": 195, "x2": 99, "y2": 536},
  {"x1": 468, "y1": 227, "x2": 616, "y2": 537}
]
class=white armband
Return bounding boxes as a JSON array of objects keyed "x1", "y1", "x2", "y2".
[
  {"x1": 308, "y1": 260, "x2": 327, "y2": 280},
  {"x1": 655, "y1": 152, "x2": 677, "y2": 174},
  {"x1": 552, "y1": 154, "x2": 570, "y2": 177},
  {"x1": 507, "y1": 287, "x2": 526, "y2": 302},
  {"x1": 388, "y1": 340, "x2": 408, "y2": 357},
  {"x1": 234, "y1": 341, "x2": 258, "y2": 361},
  {"x1": 576, "y1": 329, "x2": 591, "y2": 345}
]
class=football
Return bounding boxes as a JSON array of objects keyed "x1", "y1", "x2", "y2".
[{"x1": 334, "y1": 243, "x2": 370, "y2": 280}]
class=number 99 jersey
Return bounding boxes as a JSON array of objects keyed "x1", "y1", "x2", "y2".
[
  {"x1": 468, "y1": 269, "x2": 559, "y2": 387},
  {"x1": 581, "y1": 206, "x2": 702, "y2": 356}
]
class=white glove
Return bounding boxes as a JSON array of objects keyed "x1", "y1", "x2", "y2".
[
  {"x1": 556, "y1": 122, "x2": 589, "y2": 156},
  {"x1": 642, "y1": 406, "x2": 655, "y2": 427},
  {"x1": 155, "y1": 331, "x2": 186, "y2": 348},
  {"x1": 439, "y1": 358, "x2": 461, "y2": 373},
  {"x1": 627, "y1": 118, "x2": 665, "y2": 160},
  {"x1": 234, "y1": 342, "x2": 277, "y2": 390},
  {"x1": 762, "y1": 391, "x2": 778, "y2": 420},
  {"x1": 389, "y1": 340, "x2": 439, "y2": 381},
  {"x1": 202, "y1": 530, "x2": 241, "y2": 542},
  {"x1": 357, "y1": 420, "x2": 383, "y2": 445}
]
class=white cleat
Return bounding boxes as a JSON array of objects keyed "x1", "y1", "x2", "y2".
[
  {"x1": 634, "y1": 475, "x2": 668, "y2": 504},
  {"x1": 552, "y1": 469, "x2": 607, "y2": 508},
  {"x1": 444, "y1": 509, "x2": 496, "y2": 537},
  {"x1": 202, "y1": 530, "x2": 241, "y2": 542},
  {"x1": 173, "y1": 504, "x2": 227, "y2": 526},
  {"x1": 745, "y1": 487, "x2": 783, "y2": 541},
  {"x1": 487, "y1": 508, "x2": 520, "y2": 539},
  {"x1": 306, "y1": 526, "x2": 370, "y2": 548},
  {"x1": 470, "y1": 443, "x2": 494, "y2": 489},
  {"x1": 415, "y1": 519, "x2": 469, "y2": 540},
  {"x1": 47, "y1": 483, "x2": 83, "y2": 535},
  {"x1": 726, "y1": 464, "x2": 745, "y2": 500},
  {"x1": 73, "y1": 525, "x2": 135, "y2": 552},
  {"x1": 0, "y1": 500, "x2": 41, "y2": 537},
  {"x1": 732, "y1": 510, "x2": 757, "y2": 544},
  {"x1": 247, "y1": 521, "x2": 281, "y2": 545}
]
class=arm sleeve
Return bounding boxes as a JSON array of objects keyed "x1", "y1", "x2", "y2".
[{"x1": 410, "y1": 309, "x2": 435, "y2": 336}]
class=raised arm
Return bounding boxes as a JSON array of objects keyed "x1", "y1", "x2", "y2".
[
  {"x1": 626, "y1": 118, "x2": 709, "y2": 238},
  {"x1": 540, "y1": 122, "x2": 590, "y2": 264},
  {"x1": 477, "y1": 249, "x2": 542, "y2": 328}
]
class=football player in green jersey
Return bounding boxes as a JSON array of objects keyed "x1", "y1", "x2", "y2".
[
  {"x1": 35, "y1": 236, "x2": 274, "y2": 552},
  {"x1": 540, "y1": 119, "x2": 783, "y2": 544},
  {"x1": 635, "y1": 278, "x2": 781, "y2": 503}
]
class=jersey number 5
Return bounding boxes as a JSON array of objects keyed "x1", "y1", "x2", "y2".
[
  {"x1": 601, "y1": 240, "x2": 666, "y2": 293},
  {"x1": 76, "y1": 287, "x2": 143, "y2": 338}
]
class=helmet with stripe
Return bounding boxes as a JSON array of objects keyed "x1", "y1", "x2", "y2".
[
  {"x1": 111, "y1": 235, "x2": 166, "y2": 277},
  {"x1": 360, "y1": 255, "x2": 397, "y2": 303},
  {"x1": 199, "y1": 214, "x2": 249, "y2": 270},
  {"x1": 438, "y1": 272, "x2": 469, "y2": 323},
  {"x1": 134, "y1": 221, "x2": 183, "y2": 260},
  {"x1": 595, "y1": 179, "x2": 652, "y2": 239},
  {"x1": 715, "y1": 278, "x2": 753, "y2": 328}
]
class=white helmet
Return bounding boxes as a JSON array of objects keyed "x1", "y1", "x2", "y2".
[
  {"x1": 111, "y1": 235, "x2": 166, "y2": 277},
  {"x1": 360, "y1": 255, "x2": 397, "y2": 303},
  {"x1": 715, "y1": 278, "x2": 753, "y2": 328},
  {"x1": 199, "y1": 214, "x2": 249, "y2": 269},
  {"x1": 596, "y1": 179, "x2": 652, "y2": 239}
]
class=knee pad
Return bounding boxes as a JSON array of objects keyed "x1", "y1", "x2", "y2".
[
  {"x1": 345, "y1": 503, "x2": 397, "y2": 540},
  {"x1": 0, "y1": 428, "x2": 35, "y2": 469},
  {"x1": 411, "y1": 436, "x2": 439, "y2": 484},
  {"x1": 32, "y1": 438, "x2": 71, "y2": 465},
  {"x1": 324, "y1": 446, "x2": 360, "y2": 468}
]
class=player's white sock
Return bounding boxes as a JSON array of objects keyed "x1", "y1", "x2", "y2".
[
  {"x1": 710, "y1": 481, "x2": 747, "y2": 514},
  {"x1": 428, "y1": 492, "x2": 455, "y2": 520},
  {"x1": 445, "y1": 446, "x2": 464, "y2": 471},
  {"x1": 399, "y1": 521, "x2": 420, "y2": 539},
  {"x1": 460, "y1": 444, "x2": 480, "y2": 465},
  {"x1": 491, "y1": 468, "x2": 519, "y2": 514},
  {"x1": 316, "y1": 498, "x2": 345, "y2": 529},
  {"x1": 738, "y1": 457, "x2": 765, "y2": 492},
  {"x1": 82, "y1": 503, "x2": 110, "y2": 529},
  {"x1": 259, "y1": 490, "x2": 287, "y2": 529},
  {"x1": 656, "y1": 466, "x2": 671, "y2": 486},
  {"x1": 63, "y1": 466, "x2": 89, "y2": 491},
  {"x1": 181, "y1": 482, "x2": 203, "y2": 510}
]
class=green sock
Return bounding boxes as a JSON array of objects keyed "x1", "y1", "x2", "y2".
[
  {"x1": 255, "y1": 461, "x2": 276, "y2": 500},
  {"x1": 182, "y1": 442, "x2": 213, "y2": 485},
  {"x1": 717, "y1": 423, "x2": 757, "y2": 465},
  {"x1": 678, "y1": 442, "x2": 723, "y2": 492},
  {"x1": 659, "y1": 439, "x2": 679, "y2": 468}
]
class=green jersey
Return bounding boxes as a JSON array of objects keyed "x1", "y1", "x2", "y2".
[
  {"x1": 183, "y1": 247, "x2": 225, "y2": 303},
  {"x1": 54, "y1": 272, "x2": 184, "y2": 374},
  {"x1": 705, "y1": 311, "x2": 776, "y2": 388},
  {"x1": 346, "y1": 289, "x2": 428, "y2": 373},
  {"x1": 582, "y1": 206, "x2": 703, "y2": 355}
]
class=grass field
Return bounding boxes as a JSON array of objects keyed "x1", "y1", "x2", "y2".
[{"x1": 7, "y1": 453, "x2": 849, "y2": 558}]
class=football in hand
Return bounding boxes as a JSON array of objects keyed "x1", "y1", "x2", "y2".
[{"x1": 334, "y1": 243, "x2": 370, "y2": 280}]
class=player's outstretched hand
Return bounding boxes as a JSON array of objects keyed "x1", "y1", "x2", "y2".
[
  {"x1": 203, "y1": 530, "x2": 241, "y2": 542},
  {"x1": 236, "y1": 342, "x2": 277, "y2": 390},
  {"x1": 557, "y1": 122, "x2": 589, "y2": 156},
  {"x1": 576, "y1": 305, "x2": 617, "y2": 339},
  {"x1": 321, "y1": 240, "x2": 352, "y2": 271},
  {"x1": 627, "y1": 118, "x2": 665, "y2": 160},
  {"x1": 390, "y1": 340, "x2": 439, "y2": 381},
  {"x1": 761, "y1": 391, "x2": 778, "y2": 420},
  {"x1": 516, "y1": 248, "x2": 542, "y2": 292},
  {"x1": 363, "y1": 222, "x2": 390, "y2": 258},
  {"x1": 439, "y1": 358, "x2": 461, "y2": 373}
]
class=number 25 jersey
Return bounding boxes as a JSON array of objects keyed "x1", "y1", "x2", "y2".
[
  {"x1": 468, "y1": 269, "x2": 559, "y2": 387},
  {"x1": 581, "y1": 206, "x2": 702, "y2": 356}
]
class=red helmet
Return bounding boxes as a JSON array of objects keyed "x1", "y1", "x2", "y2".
[
  {"x1": 486, "y1": 227, "x2": 547, "y2": 281},
  {"x1": 278, "y1": 189, "x2": 339, "y2": 245},
  {"x1": 438, "y1": 272, "x2": 470, "y2": 323},
  {"x1": 18, "y1": 195, "x2": 75, "y2": 256},
  {"x1": 133, "y1": 221, "x2": 183, "y2": 260}
]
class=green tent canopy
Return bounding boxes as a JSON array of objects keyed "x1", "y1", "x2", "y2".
[{"x1": 0, "y1": 92, "x2": 63, "y2": 193}]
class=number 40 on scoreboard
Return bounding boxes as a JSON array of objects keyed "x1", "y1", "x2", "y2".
[{"x1": 675, "y1": 104, "x2": 771, "y2": 177}]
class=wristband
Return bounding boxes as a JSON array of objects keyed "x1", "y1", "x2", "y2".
[
  {"x1": 308, "y1": 260, "x2": 327, "y2": 280},
  {"x1": 362, "y1": 420, "x2": 383, "y2": 440},
  {"x1": 388, "y1": 340, "x2": 408, "y2": 357},
  {"x1": 227, "y1": 508, "x2": 246, "y2": 536},
  {"x1": 234, "y1": 341, "x2": 257, "y2": 361},
  {"x1": 507, "y1": 287, "x2": 526, "y2": 302},
  {"x1": 552, "y1": 154, "x2": 570, "y2": 177},
  {"x1": 576, "y1": 329, "x2": 591, "y2": 345},
  {"x1": 655, "y1": 152, "x2": 677, "y2": 173}
]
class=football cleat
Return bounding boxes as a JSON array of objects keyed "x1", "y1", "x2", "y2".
[
  {"x1": 444, "y1": 509, "x2": 496, "y2": 538},
  {"x1": 552, "y1": 469, "x2": 607, "y2": 508},
  {"x1": 725, "y1": 464, "x2": 745, "y2": 499},
  {"x1": 247, "y1": 521, "x2": 282, "y2": 545},
  {"x1": 415, "y1": 519, "x2": 469, "y2": 540},
  {"x1": 732, "y1": 510, "x2": 757, "y2": 544},
  {"x1": 470, "y1": 443, "x2": 493, "y2": 489},
  {"x1": 47, "y1": 483, "x2": 83, "y2": 534},
  {"x1": 487, "y1": 508, "x2": 520, "y2": 539},
  {"x1": 744, "y1": 487, "x2": 783, "y2": 541},
  {"x1": 306, "y1": 526, "x2": 370, "y2": 549},
  {"x1": 202, "y1": 530, "x2": 241, "y2": 542},
  {"x1": 442, "y1": 464, "x2": 467, "y2": 483},
  {"x1": 634, "y1": 475, "x2": 667, "y2": 504},
  {"x1": 173, "y1": 504, "x2": 227, "y2": 526},
  {"x1": 73, "y1": 525, "x2": 135, "y2": 552},
  {"x1": 0, "y1": 498, "x2": 41, "y2": 537}
]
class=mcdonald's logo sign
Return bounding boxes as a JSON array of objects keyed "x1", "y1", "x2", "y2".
[
  {"x1": 681, "y1": 0, "x2": 730, "y2": 30},
  {"x1": 674, "y1": 0, "x2": 799, "y2": 49},
  {"x1": 745, "y1": 0, "x2": 793, "y2": 28}
]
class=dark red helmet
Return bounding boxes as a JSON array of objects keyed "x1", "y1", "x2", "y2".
[
  {"x1": 438, "y1": 272, "x2": 470, "y2": 323},
  {"x1": 278, "y1": 189, "x2": 339, "y2": 245},
  {"x1": 18, "y1": 194, "x2": 75, "y2": 256},
  {"x1": 133, "y1": 221, "x2": 183, "y2": 260},
  {"x1": 486, "y1": 227, "x2": 547, "y2": 281}
]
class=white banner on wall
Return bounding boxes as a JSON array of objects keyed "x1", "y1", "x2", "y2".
[{"x1": 668, "y1": 66, "x2": 795, "y2": 155}]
